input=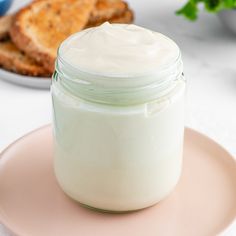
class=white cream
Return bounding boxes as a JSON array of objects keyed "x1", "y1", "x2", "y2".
[
  {"x1": 60, "y1": 23, "x2": 180, "y2": 76},
  {"x1": 52, "y1": 23, "x2": 185, "y2": 212}
]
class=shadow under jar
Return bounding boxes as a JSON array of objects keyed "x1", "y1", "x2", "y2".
[{"x1": 51, "y1": 23, "x2": 186, "y2": 213}]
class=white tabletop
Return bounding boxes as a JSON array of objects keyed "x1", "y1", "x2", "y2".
[{"x1": 0, "y1": 0, "x2": 236, "y2": 235}]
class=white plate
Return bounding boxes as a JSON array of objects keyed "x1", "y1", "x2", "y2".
[{"x1": 0, "y1": 68, "x2": 51, "y2": 89}]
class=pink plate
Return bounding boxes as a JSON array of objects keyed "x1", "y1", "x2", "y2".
[{"x1": 0, "y1": 126, "x2": 236, "y2": 236}]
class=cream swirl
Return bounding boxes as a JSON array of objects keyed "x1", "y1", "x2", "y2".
[{"x1": 59, "y1": 23, "x2": 180, "y2": 76}]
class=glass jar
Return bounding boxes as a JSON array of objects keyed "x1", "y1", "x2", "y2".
[{"x1": 52, "y1": 29, "x2": 185, "y2": 213}]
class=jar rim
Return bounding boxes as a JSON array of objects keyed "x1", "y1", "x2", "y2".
[
  {"x1": 55, "y1": 49, "x2": 183, "y2": 87},
  {"x1": 54, "y1": 29, "x2": 184, "y2": 106}
]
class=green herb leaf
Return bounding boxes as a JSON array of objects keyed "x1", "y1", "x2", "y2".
[
  {"x1": 176, "y1": 1, "x2": 199, "y2": 20},
  {"x1": 204, "y1": 0, "x2": 221, "y2": 11},
  {"x1": 176, "y1": 0, "x2": 236, "y2": 21},
  {"x1": 223, "y1": 0, "x2": 236, "y2": 8}
]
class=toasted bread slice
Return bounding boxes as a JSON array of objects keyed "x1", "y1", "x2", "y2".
[
  {"x1": 109, "y1": 9, "x2": 133, "y2": 24},
  {"x1": 0, "y1": 39, "x2": 50, "y2": 77},
  {"x1": 1, "y1": 1, "x2": 130, "y2": 41},
  {"x1": 108, "y1": 8, "x2": 134, "y2": 24},
  {"x1": 10, "y1": 0, "x2": 96, "y2": 73},
  {"x1": 89, "y1": 0, "x2": 128, "y2": 24},
  {"x1": 0, "y1": 15, "x2": 13, "y2": 40},
  {"x1": 87, "y1": 8, "x2": 134, "y2": 28}
]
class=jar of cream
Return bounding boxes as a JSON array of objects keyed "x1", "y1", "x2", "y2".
[{"x1": 52, "y1": 23, "x2": 185, "y2": 212}]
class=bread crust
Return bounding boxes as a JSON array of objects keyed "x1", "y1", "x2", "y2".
[
  {"x1": 0, "y1": 15, "x2": 13, "y2": 40},
  {"x1": 0, "y1": 39, "x2": 50, "y2": 77},
  {"x1": 89, "y1": 0, "x2": 128, "y2": 24},
  {"x1": 86, "y1": 8, "x2": 134, "y2": 28}
]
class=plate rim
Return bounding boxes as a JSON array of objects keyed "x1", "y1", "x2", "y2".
[{"x1": 0, "y1": 68, "x2": 51, "y2": 90}]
